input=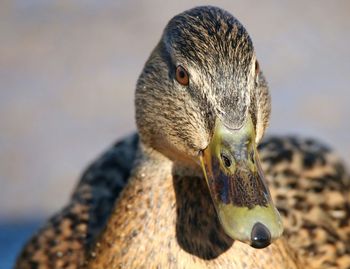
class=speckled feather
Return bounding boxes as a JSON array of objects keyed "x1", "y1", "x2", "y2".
[
  {"x1": 259, "y1": 137, "x2": 350, "y2": 269},
  {"x1": 15, "y1": 135, "x2": 139, "y2": 269},
  {"x1": 16, "y1": 135, "x2": 350, "y2": 268}
]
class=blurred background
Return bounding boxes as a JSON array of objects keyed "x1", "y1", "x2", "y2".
[{"x1": 1, "y1": 0, "x2": 349, "y2": 267}]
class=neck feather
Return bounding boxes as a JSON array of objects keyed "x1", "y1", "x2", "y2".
[{"x1": 87, "y1": 143, "x2": 298, "y2": 268}]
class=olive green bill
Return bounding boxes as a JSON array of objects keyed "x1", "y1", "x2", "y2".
[{"x1": 199, "y1": 117, "x2": 283, "y2": 248}]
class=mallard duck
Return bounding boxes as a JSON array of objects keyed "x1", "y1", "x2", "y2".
[{"x1": 16, "y1": 6, "x2": 350, "y2": 269}]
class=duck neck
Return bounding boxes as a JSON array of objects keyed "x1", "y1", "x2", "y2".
[{"x1": 87, "y1": 143, "x2": 233, "y2": 267}]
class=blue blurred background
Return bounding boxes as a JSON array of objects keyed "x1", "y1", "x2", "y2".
[{"x1": 1, "y1": 1, "x2": 349, "y2": 268}]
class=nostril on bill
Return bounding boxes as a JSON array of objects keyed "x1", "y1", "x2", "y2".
[
  {"x1": 251, "y1": 222, "x2": 271, "y2": 249},
  {"x1": 220, "y1": 153, "x2": 232, "y2": 168}
]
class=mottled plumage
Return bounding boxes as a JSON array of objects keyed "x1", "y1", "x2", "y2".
[
  {"x1": 260, "y1": 137, "x2": 350, "y2": 268},
  {"x1": 15, "y1": 135, "x2": 139, "y2": 269},
  {"x1": 16, "y1": 6, "x2": 349, "y2": 269},
  {"x1": 16, "y1": 135, "x2": 350, "y2": 268}
]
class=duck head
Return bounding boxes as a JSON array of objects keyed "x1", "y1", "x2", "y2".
[{"x1": 135, "y1": 6, "x2": 283, "y2": 249}]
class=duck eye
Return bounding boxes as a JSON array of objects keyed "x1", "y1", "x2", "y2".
[
  {"x1": 255, "y1": 60, "x2": 260, "y2": 83},
  {"x1": 175, "y1": 65, "x2": 189, "y2": 86},
  {"x1": 255, "y1": 60, "x2": 260, "y2": 75}
]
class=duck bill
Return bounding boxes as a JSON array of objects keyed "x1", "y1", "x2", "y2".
[{"x1": 199, "y1": 117, "x2": 283, "y2": 248}]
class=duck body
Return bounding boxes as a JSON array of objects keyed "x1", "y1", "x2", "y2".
[
  {"x1": 16, "y1": 135, "x2": 349, "y2": 269},
  {"x1": 16, "y1": 6, "x2": 350, "y2": 269}
]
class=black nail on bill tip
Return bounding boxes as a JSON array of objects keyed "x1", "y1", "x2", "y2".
[{"x1": 251, "y1": 222, "x2": 271, "y2": 249}]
